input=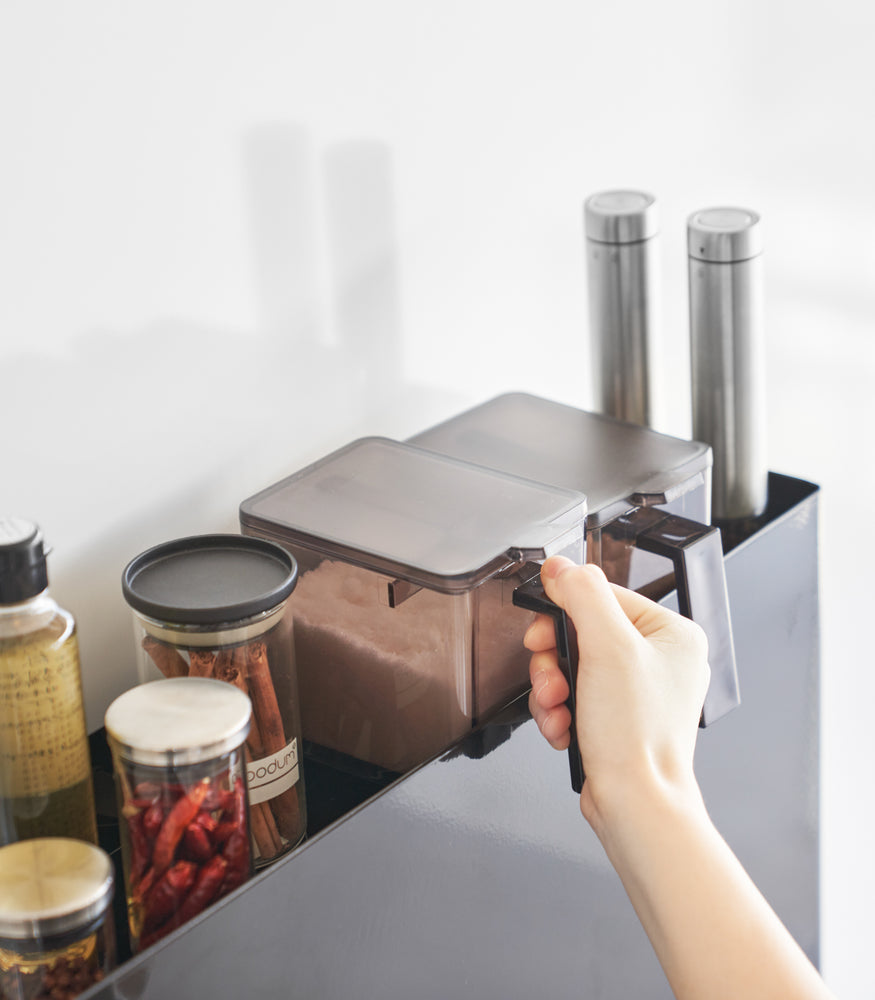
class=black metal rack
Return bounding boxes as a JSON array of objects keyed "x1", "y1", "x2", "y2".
[{"x1": 85, "y1": 472, "x2": 820, "y2": 999}]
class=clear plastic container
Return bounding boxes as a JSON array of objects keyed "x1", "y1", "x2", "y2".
[
  {"x1": 0, "y1": 519, "x2": 97, "y2": 846},
  {"x1": 0, "y1": 837, "x2": 115, "y2": 1000},
  {"x1": 240, "y1": 437, "x2": 587, "y2": 774},
  {"x1": 105, "y1": 677, "x2": 253, "y2": 952},
  {"x1": 121, "y1": 535, "x2": 306, "y2": 867},
  {"x1": 409, "y1": 393, "x2": 739, "y2": 727},
  {"x1": 410, "y1": 392, "x2": 711, "y2": 597}
]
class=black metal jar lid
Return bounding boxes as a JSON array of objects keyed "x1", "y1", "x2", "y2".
[{"x1": 122, "y1": 534, "x2": 298, "y2": 626}]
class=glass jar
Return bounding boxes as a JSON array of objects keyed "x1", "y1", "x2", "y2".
[
  {"x1": 121, "y1": 534, "x2": 306, "y2": 867},
  {"x1": 0, "y1": 837, "x2": 115, "y2": 1000},
  {"x1": 0, "y1": 519, "x2": 97, "y2": 846},
  {"x1": 105, "y1": 677, "x2": 253, "y2": 952}
]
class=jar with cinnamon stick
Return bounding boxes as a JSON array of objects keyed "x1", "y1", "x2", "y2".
[{"x1": 121, "y1": 535, "x2": 306, "y2": 869}]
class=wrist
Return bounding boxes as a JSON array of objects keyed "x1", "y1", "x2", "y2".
[{"x1": 580, "y1": 759, "x2": 707, "y2": 850}]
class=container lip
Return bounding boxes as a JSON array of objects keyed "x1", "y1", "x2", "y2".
[
  {"x1": 122, "y1": 533, "x2": 298, "y2": 626},
  {"x1": 0, "y1": 838, "x2": 114, "y2": 940},
  {"x1": 104, "y1": 677, "x2": 252, "y2": 766}
]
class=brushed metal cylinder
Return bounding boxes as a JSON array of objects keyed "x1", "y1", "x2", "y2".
[
  {"x1": 584, "y1": 190, "x2": 659, "y2": 427},
  {"x1": 688, "y1": 207, "x2": 768, "y2": 521}
]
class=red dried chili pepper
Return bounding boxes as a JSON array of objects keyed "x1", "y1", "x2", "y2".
[
  {"x1": 141, "y1": 860, "x2": 198, "y2": 934},
  {"x1": 176, "y1": 854, "x2": 228, "y2": 924},
  {"x1": 133, "y1": 865, "x2": 156, "y2": 904},
  {"x1": 214, "y1": 777, "x2": 246, "y2": 844},
  {"x1": 194, "y1": 811, "x2": 219, "y2": 836},
  {"x1": 133, "y1": 781, "x2": 162, "y2": 801},
  {"x1": 141, "y1": 801, "x2": 164, "y2": 840},
  {"x1": 127, "y1": 796, "x2": 158, "y2": 811},
  {"x1": 151, "y1": 779, "x2": 210, "y2": 876},
  {"x1": 182, "y1": 821, "x2": 213, "y2": 863},
  {"x1": 202, "y1": 783, "x2": 232, "y2": 813},
  {"x1": 224, "y1": 828, "x2": 250, "y2": 871}
]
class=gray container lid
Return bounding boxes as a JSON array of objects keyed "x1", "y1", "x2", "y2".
[
  {"x1": 409, "y1": 393, "x2": 711, "y2": 528},
  {"x1": 122, "y1": 534, "x2": 297, "y2": 626},
  {"x1": 239, "y1": 438, "x2": 587, "y2": 594}
]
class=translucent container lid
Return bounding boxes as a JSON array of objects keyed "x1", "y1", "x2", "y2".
[
  {"x1": 0, "y1": 838, "x2": 114, "y2": 940},
  {"x1": 105, "y1": 677, "x2": 252, "y2": 767},
  {"x1": 239, "y1": 437, "x2": 587, "y2": 594},
  {"x1": 409, "y1": 393, "x2": 712, "y2": 528}
]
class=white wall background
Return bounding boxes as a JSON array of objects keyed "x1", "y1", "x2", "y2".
[{"x1": 2, "y1": 2, "x2": 873, "y2": 994}]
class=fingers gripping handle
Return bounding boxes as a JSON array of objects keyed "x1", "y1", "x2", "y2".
[
  {"x1": 635, "y1": 512, "x2": 741, "y2": 727},
  {"x1": 513, "y1": 577, "x2": 585, "y2": 793}
]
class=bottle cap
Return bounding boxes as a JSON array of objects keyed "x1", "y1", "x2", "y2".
[
  {"x1": 0, "y1": 518, "x2": 49, "y2": 604},
  {"x1": 584, "y1": 190, "x2": 658, "y2": 244},
  {"x1": 687, "y1": 207, "x2": 762, "y2": 263}
]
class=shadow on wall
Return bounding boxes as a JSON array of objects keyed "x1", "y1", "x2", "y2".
[{"x1": 3, "y1": 122, "x2": 461, "y2": 729}]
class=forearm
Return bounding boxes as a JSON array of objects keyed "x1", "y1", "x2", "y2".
[{"x1": 587, "y1": 775, "x2": 834, "y2": 1000}]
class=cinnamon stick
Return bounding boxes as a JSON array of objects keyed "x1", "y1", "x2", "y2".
[
  {"x1": 268, "y1": 786, "x2": 301, "y2": 839},
  {"x1": 213, "y1": 648, "x2": 235, "y2": 682},
  {"x1": 142, "y1": 636, "x2": 189, "y2": 678},
  {"x1": 250, "y1": 801, "x2": 283, "y2": 860},
  {"x1": 246, "y1": 642, "x2": 287, "y2": 754},
  {"x1": 188, "y1": 649, "x2": 216, "y2": 678}
]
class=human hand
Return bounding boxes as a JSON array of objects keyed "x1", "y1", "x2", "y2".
[{"x1": 524, "y1": 555, "x2": 710, "y2": 832}]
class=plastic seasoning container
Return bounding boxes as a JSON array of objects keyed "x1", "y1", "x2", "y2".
[
  {"x1": 121, "y1": 535, "x2": 306, "y2": 869},
  {"x1": 240, "y1": 437, "x2": 588, "y2": 775},
  {"x1": 0, "y1": 837, "x2": 115, "y2": 1000},
  {"x1": 0, "y1": 518, "x2": 97, "y2": 846},
  {"x1": 104, "y1": 677, "x2": 253, "y2": 952}
]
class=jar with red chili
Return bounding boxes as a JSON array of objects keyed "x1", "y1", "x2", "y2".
[{"x1": 104, "y1": 677, "x2": 253, "y2": 952}]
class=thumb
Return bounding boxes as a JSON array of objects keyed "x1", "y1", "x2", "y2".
[{"x1": 540, "y1": 556, "x2": 640, "y2": 649}]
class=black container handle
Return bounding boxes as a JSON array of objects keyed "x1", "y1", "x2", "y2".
[
  {"x1": 513, "y1": 575, "x2": 585, "y2": 793},
  {"x1": 514, "y1": 514, "x2": 739, "y2": 793}
]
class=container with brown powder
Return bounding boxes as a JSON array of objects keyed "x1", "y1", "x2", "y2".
[{"x1": 240, "y1": 438, "x2": 587, "y2": 774}]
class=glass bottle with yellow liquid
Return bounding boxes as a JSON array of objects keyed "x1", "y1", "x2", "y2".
[{"x1": 0, "y1": 518, "x2": 97, "y2": 845}]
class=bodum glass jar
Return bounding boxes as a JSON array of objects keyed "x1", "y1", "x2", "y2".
[
  {"x1": 121, "y1": 535, "x2": 306, "y2": 868},
  {"x1": 105, "y1": 677, "x2": 253, "y2": 952},
  {"x1": 0, "y1": 837, "x2": 115, "y2": 1000}
]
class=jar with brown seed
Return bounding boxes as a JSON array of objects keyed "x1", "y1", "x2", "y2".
[{"x1": 0, "y1": 838, "x2": 115, "y2": 1000}]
